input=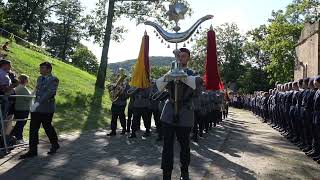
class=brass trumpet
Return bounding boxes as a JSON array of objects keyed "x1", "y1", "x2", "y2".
[
  {"x1": 151, "y1": 90, "x2": 168, "y2": 101},
  {"x1": 127, "y1": 87, "x2": 138, "y2": 95}
]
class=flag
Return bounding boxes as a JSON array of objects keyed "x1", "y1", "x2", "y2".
[
  {"x1": 130, "y1": 32, "x2": 150, "y2": 88},
  {"x1": 204, "y1": 28, "x2": 224, "y2": 90}
]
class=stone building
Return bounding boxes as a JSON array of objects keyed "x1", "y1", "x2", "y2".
[{"x1": 295, "y1": 21, "x2": 320, "y2": 80}]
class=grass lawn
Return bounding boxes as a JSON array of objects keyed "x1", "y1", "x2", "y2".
[{"x1": 0, "y1": 37, "x2": 112, "y2": 138}]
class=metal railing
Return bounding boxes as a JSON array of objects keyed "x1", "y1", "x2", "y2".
[{"x1": 0, "y1": 95, "x2": 35, "y2": 155}]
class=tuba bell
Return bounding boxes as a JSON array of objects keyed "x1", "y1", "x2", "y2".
[{"x1": 107, "y1": 68, "x2": 127, "y2": 102}]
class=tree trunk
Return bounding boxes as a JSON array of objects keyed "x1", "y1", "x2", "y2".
[{"x1": 95, "y1": 0, "x2": 115, "y2": 89}]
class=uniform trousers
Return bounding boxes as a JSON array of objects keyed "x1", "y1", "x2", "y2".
[{"x1": 29, "y1": 112, "x2": 58, "y2": 151}]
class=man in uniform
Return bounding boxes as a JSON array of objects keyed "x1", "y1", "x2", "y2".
[
  {"x1": 312, "y1": 76, "x2": 320, "y2": 163},
  {"x1": 129, "y1": 87, "x2": 151, "y2": 138},
  {"x1": 300, "y1": 78, "x2": 314, "y2": 153},
  {"x1": 149, "y1": 80, "x2": 162, "y2": 141},
  {"x1": 304, "y1": 78, "x2": 317, "y2": 157},
  {"x1": 20, "y1": 62, "x2": 60, "y2": 159},
  {"x1": 297, "y1": 78, "x2": 309, "y2": 150},
  {"x1": 107, "y1": 80, "x2": 129, "y2": 136},
  {"x1": 161, "y1": 48, "x2": 199, "y2": 180}
]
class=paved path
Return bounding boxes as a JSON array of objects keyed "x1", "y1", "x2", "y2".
[{"x1": 0, "y1": 108, "x2": 320, "y2": 180}]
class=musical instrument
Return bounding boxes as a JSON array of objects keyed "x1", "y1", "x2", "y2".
[
  {"x1": 107, "y1": 68, "x2": 127, "y2": 102},
  {"x1": 127, "y1": 86, "x2": 138, "y2": 95}
]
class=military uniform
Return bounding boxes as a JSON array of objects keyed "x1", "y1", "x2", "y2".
[
  {"x1": 301, "y1": 88, "x2": 316, "y2": 152},
  {"x1": 161, "y1": 68, "x2": 199, "y2": 178},
  {"x1": 108, "y1": 84, "x2": 129, "y2": 136},
  {"x1": 130, "y1": 88, "x2": 150, "y2": 138},
  {"x1": 28, "y1": 74, "x2": 59, "y2": 154},
  {"x1": 127, "y1": 97, "x2": 134, "y2": 133},
  {"x1": 192, "y1": 90, "x2": 206, "y2": 141},
  {"x1": 312, "y1": 88, "x2": 320, "y2": 159},
  {"x1": 149, "y1": 83, "x2": 161, "y2": 139}
]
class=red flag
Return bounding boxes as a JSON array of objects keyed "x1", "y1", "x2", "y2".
[{"x1": 204, "y1": 29, "x2": 224, "y2": 90}]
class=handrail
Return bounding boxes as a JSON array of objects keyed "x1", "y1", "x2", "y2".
[{"x1": 0, "y1": 94, "x2": 36, "y2": 154}]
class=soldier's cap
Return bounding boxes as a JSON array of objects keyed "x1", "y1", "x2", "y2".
[
  {"x1": 179, "y1": 48, "x2": 190, "y2": 56},
  {"x1": 40, "y1": 61, "x2": 52, "y2": 69},
  {"x1": 0, "y1": 59, "x2": 11, "y2": 66},
  {"x1": 309, "y1": 77, "x2": 314, "y2": 83},
  {"x1": 315, "y1": 76, "x2": 320, "y2": 83}
]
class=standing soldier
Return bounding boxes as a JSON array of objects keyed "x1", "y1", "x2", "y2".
[
  {"x1": 290, "y1": 81, "x2": 300, "y2": 144},
  {"x1": 20, "y1": 62, "x2": 59, "y2": 159},
  {"x1": 301, "y1": 78, "x2": 313, "y2": 153},
  {"x1": 129, "y1": 88, "x2": 151, "y2": 138},
  {"x1": 305, "y1": 78, "x2": 317, "y2": 157},
  {"x1": 107, "y1": 81, "x2": 129, "y2": 136},
  {"x1": 149, "y1": 80, "x2": 161, "y2": 140},
  {"x1": 127, "y1": 96, "x2": 134, "y2": 133},
  {"x1": 312, "y1": 76, "x2": 320, "y2": 163},
  {"x1": 298, "y1": 78, "x2": 310, "y2": 150}
]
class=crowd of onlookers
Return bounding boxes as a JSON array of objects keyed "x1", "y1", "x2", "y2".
[{"x1": 0, "y1": 41, "x2": 33, "y2": 153}]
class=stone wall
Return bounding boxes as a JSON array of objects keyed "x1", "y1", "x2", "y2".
[{"x1": 295, "y1": 21, "x2": 320, "y2": 80}]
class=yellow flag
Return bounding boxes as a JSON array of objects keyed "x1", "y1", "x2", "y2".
[{"x1": 130, "y1": 34, "x2": 150, "y2": 88}]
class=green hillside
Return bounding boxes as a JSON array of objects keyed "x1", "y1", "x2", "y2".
[
  {"x1": 0, "y1": 37, "x2": 112, "y2": 137},
  {"x1": 109, "y1": 56, "x2": 174, "y2": 72}
]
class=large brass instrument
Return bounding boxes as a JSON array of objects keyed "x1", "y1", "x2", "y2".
[
  {"x1": 107, "y1": 69, "x2": 127, "y2": 102},
  {"x1": 145, "y1": 2, "x2": 213, "y2": 123}
]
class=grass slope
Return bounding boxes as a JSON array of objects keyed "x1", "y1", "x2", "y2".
[{"x1": 0, "y1": 37, "x2": 112, "y2": 137}]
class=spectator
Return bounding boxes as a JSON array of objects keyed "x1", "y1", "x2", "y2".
[
  {"x1": 10, "y1": 74, "x2": 32, "y2": 143},
  {"x1": 4, "y1": 71, "x2": 18, "y2": 136},
  {"x1": 0, "y1": 59, "x2": 15, "y2": 148},
  {"x1": 2, "y1": 42, "x2": 10, "y2": 52}
]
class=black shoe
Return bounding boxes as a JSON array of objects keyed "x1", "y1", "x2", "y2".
[
  {"x1": 306, "y1": 149, "x2": 315, "y2": 156},
  {"x1": 19, "y1": 151, "x2": 37, "y2": 159},
  {"x1": 129, "y1": 133, "x2": 137, "y2": 138},
  {"x1": 313, "y1": 155, "x2": 320, "y2": 161},
  {"x1": 107, "y1": 131, "x2": 116, "y2": 136},
  {"x1": 48, "y1": 144, "x2": 60, "y2": 155},
  {"x1": 192, "y1": 135, "x2": 198, "y2": 143},
  {"x1": 120, "y1": 129, "x2": 126, "y2": 135},
  {"x1": 163, "y1": 170, "x2": 172, "y2": 180},
  {"x1": 309, "y1": 151, "x2": 320, "y2": 158},
  {"x1": 143, "y1": 130, "x2": 151, "y2": 137},
  {"x1": 303, "y1": 146, "x2": 312, "y2": 152},
  {"x1": 180, "y1": 170, "x2": 190, "y2": 180},
  {"x1": 156, "y1": 136, "x2": 163, "y2": 141},
  {"x1": 317, "y1": 159, "x2": 320, "y2": 164}
]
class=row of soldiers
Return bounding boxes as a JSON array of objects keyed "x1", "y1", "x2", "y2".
[
  {"x1": 107, "y1": 75, "x2": 227, "y2": 142},
  {"x1": 230, "y1": 76, "x2": 320, "y2": 164}
]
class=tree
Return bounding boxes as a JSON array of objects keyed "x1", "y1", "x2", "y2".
[
  {"x1": 257, "y1": 0, "x2": 320, "y2": 84},
  {"x1": 215, "y1": 23, "x2": 246, "y2": 83},
  {"x1": 243, "y1": 25, "x2": 270, "y2": 69},
  {"x1": 237, "y1": 63, "x2": 271, "y2": 94},
  {"x1": 150, "y1": 66, "x2": 170, "y2": 79},
  {"x1": 45, "y1": 0, "x2": 86, "y2": 61},
  {"x1": 5, "y1": 0, "x2": 54, "y2": 42},
  {"x1": 71, "y1": 44, "x2": 99, "y2": 74}
]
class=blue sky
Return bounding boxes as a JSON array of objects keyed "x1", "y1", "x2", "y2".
[
  {"x1": 81, "y1": 0, "x2": 293, "y2": 63},
  {"x1": 4, "y1": 0, "x2": 293, "y2": 63}
]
